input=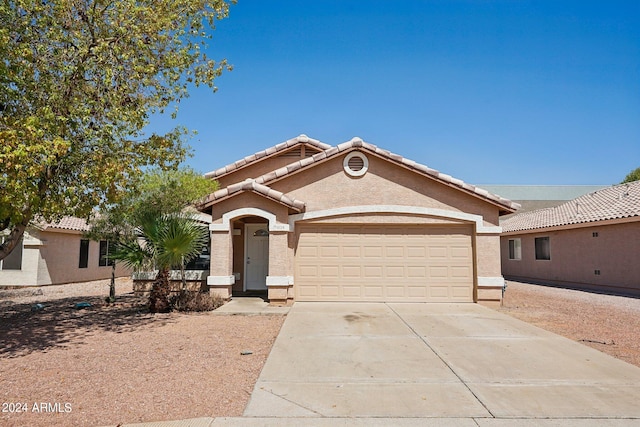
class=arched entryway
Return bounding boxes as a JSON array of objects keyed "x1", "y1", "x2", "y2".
[{"x1": 232, "y1": 218, "x2": 270, "y2": 296}]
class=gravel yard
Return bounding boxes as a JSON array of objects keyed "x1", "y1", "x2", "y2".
[
  {"x1": 498, "y1": 280, "x2": 640, "y2": 368},
  {"x1": 0, "y1": 278, "x2": 285, "y2": 427}
]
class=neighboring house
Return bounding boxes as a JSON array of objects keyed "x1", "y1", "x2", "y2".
[
  {"x1": 480, "y1": 185, "x2": 608, "y2": 218},
  {"x1": 0, "y1": 217, "x2": 129, "y2": 287},
  {"x1": 198, "y1": 135, "x2": 519, "y2": 305},
  {"x1": 501, "y1": 181, "x2": 640, "y2": 296}
]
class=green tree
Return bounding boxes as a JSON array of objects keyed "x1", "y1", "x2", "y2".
[
  {"x1": 112, "y1": 212, "x2": 209, "y2": 312},
  {"x1": 84, "y1": 208, "x2": 133, "y2": 303},
  {"x1": 0, "y1": 0, "x2": 233, "y2": 261},
  {"x1": 621, "y1": 167, "x2": 640, "y2": 184},
  {"x1": 89, "y1": 167, "x2": 216, "y2": 310}
]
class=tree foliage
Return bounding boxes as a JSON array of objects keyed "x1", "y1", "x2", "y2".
[
  {"x1": 0, "y1": 0, "x2": 232, "y2": 260},
  {"x1": 621, "y1": 167, "x2": 640, "y2": 184},
  {"x1": 87, "y1": 167, "x2": 216, "y2": 308}
]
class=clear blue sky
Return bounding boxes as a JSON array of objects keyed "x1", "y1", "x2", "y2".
[{"x1": 148, "y1": 0, "x2": 640, "y2": 185}]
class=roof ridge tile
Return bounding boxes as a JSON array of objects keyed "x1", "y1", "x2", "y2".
[{"x1": 204, "y1": 134, "x2": 332, "y2": 179}]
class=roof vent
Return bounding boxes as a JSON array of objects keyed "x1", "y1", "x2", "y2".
[{"x1": 343, "y1": 152, "x2": 369, "y2": 177}]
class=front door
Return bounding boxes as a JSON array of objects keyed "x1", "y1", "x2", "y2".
[{"x1": 245, "y1": 224, "x2": 269, "y2": 291}]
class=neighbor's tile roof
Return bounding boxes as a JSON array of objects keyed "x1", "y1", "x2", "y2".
[
  {"x1": 204, "y1": 134, "x2": 332, "y2": 179},
  {"x1": 202, "y1": 179, "x2": 306, "y2": 212},
  {"x1": 40, "y1": 216, "x2": 91, "y2": 232},
  {"x1": 252, "y1": 137, "x2": 520, "y2": 212},
  {"x1": 501, "y1": 181, "x2": 640, "y2": 232}
]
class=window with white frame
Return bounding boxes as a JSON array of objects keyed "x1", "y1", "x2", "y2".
[
  {"x1": 0, "y1": 236, "x2": 23, "y2": 270},
  {"x1": 99, "y1": 240, "x2": 115, "y2": 267},
  {"x1": 508, "y1": 238, "x2": 521, "y2": 260},
  {"x1": 535, "y1": 236, "x2": 551, "y2": 260}
]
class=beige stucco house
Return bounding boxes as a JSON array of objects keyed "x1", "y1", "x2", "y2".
[
  {"x1": 198, "y1": 135, "x2": 519, "y2": 305},
  {"x1": 501, "y1": 181, "x2": 640, "y2": 296},
  {"x1": 0, "y1": 217, "x2": 129, "y2": 287}
]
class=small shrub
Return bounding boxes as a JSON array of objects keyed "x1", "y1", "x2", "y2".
[{"x1": 169, "y1": 290, "x2": 225, "y2": 312}]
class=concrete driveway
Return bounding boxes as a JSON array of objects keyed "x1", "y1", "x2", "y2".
[{"x1": 244, "y1": 302, "x2": 640, "y2": 421}]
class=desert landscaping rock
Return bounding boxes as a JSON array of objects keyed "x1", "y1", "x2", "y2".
[
  {"x1": 499, "y1": 280, "x2": 640, "y2": 368},
  {"x1": 0, "y1": 279, "x2": 285, "y2": 427}
]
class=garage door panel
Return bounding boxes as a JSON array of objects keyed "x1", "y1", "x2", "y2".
[
  {"x1": 386, "y1": 266, "x2": 405, "y2": 278},
  {"x1": 451, "y1": 246, "x2": 472, "y2": 258},
  {"x1": 452, "y1": 285, "x2": 472, "y2": 298},
  {"x1": 429, "y1": 266, "x2": 449, "y2": 278},
  {"x1": 342, "y1": 246, "x2": 361, "y2": 257},
  {"x1": 364, "y1": 246, "x2": 384, "y2": 258},
  {"x1": 298, "y1": 265, "x2": 318, "y2": 278},
  {"x1": 321, "y1": 246, "x2": 340, "y2": 257},
  {"x1": 385, "y1": 246, "x2": 404, "y2": 257},
  {"x1": 320, "y1": 285, "x2": 339, "y2": 297},
  {"x1": 428, "y1": 246, "x2": 448, "y2": 258},
  {"x1": 342, "y1": 265, "x2": 361, "y2": 278},
  {"x1": 364, "y1": 286, "x2": 383, "y2": 297},
  {"x1": 295, "y1": 225, "x2": 473, "y2": 302},
  {"x1": 320, "y1": 265, "x2": 339, "y2": 278},
  {"x1": 407, "y1": 265, "x2": 427, "y2": 278},
  {"x1": 364, "y1": 265, "x2": 383, "y2": 278},
  {"x1": 297, "y1": 245, "x2": 318, "y2": 257},
  {"x1": 407, "y1": 246, "x2": 427, "y2": 257},
  {"x1": 452, "y1": 266, "x2": 472, "y2": 278}
]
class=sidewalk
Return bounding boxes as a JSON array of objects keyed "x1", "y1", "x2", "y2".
[{"x1": 115, "y1": 416, "x2": 640, "y2": 426}]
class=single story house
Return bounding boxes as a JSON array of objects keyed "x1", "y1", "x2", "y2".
[
  {"x1": 501, "y1": 180, "x2": 640, "y2": 296},
  {"x1": 0, "y1": 217, "x2": 129, "y2": 287},
  {"x1": 198, "y1": 135, "x2": 519, "y2": 305}
]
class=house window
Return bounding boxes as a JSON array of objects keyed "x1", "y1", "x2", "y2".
[
  {"x1": 0, "y1": 236, "x2": 23, "y2": 270},
  {"x1": 508, "y1": 238, "x2": 521, "y2": 260},
  {"x1": 185, "y1": 234, "x2": 211, "y2": 271},
  {"x1": 535, "y1": 237, "x2": 551, "y2": 260},
  {"x1": 79, "y1": 239, "x2": 89, "y2": 268},
  {"x1": 99, "y1": 240, "x2": 115, "y2": 267}
]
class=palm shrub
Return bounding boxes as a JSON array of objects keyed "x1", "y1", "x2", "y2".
[{"x1": 111, "y1": 212, "x2": 208, "y2": 312}]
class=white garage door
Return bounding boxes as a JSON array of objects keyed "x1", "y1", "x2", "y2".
[{"x1": 295, "y1": 225, "x2": 474, "y2": 302}]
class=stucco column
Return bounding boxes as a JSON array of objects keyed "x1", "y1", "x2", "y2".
[
  {"x1": 266, "y1": 231, "x2": 291, "y2": 305},
  {"x1": 207, "y1": 229, "x2": 234, "y2": 299},
  {"x1": 476, "y1": 232, "x2": 505, "y2": 306}
]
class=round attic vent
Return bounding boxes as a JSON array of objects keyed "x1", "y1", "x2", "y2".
[{"x1": 343, "y1": 152, "x2": 369, "y2": 177}]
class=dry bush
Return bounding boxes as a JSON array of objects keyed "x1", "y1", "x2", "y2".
[{"x1": 169, "y1": 290, "x2": 225, "y2": 312}]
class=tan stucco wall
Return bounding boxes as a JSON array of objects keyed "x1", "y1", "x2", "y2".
[
  {"x1": 210, "y1": 192, "x2": 291, "y2": 225},
  {"x1": 501, "y1": 221, "x2": 640, "y2": 295},
  {"x1": 476, "y1": 234, "x2": 502, "y2": 277},
  {"x1": 36, "y1": 230, "x2": 129, "y2": 285},
  {"x1": 306, "y1": 213, "x2": 468, "y2": 225},
  {"x1": 271, "y1": 154, "x2": 500, "y2": 227},
  {"x1": 0, "y1": 230, "x2": 129, "y2": 287}
]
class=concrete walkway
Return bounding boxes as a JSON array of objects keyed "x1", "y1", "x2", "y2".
[
  {"x1": 211, "y1": 297, "x2": 290, "y2": 315},
  {"x1": 114, "y1": 302, "x2": 640, "y2": 426}
]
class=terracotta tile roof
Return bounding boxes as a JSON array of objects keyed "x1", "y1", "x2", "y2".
[
  {"x1": 502, "y1": 181, "x2": 640, "y2": 232},
  {"x1": 203, "y1": 134, "x2": 332, "y2": 179},
  {"x1": 202, "y1": 179, "x2": 305, "y2": 212},
  {"x1": 40, "y1": 216, "x2": 91, "y2": 232},
  {"x1": 253, "y1": 137, "x2": 520, "y2": 213}
]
